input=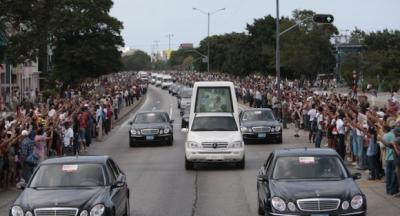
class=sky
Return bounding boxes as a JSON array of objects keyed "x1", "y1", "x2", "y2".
[{"x1": 110, "y1": 0, "x2": 400, "y2": 53}]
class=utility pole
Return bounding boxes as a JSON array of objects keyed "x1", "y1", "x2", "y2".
[
  {"x1": 166, "y1": 34, "x2": 174, "y2": 50},
  {"x1": 276, "y1": 0, "x2": 281, "y2": 100}
]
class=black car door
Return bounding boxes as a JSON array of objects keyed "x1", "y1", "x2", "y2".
[
  {"x1": 258, "y1": 153, "x2": 274, "y2": 205},
  {"x1": 107, "y1": 159, "x2": 127, "y2": 215}
]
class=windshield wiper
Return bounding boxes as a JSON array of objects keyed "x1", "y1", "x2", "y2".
[{"x1": 192, "y1": 128, "x2": 211, "y2": 131}]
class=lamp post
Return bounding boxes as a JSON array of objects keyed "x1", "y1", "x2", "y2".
[{"x1": 192, "y1": 7, "x2": 226, "y2": 73}]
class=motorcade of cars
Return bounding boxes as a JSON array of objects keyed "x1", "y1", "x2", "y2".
[
  {"x1": 178, "y1": 87, "x2": 193, "y2": 109},
  {"x1": 256, "y1": 148, "x2": 366, "y2": 216},
  {"x1": 161, "y1": 75, "x2": 173, "y2": 89},
  {"x1": 180, "y1": 105, "x2": 190, "y2": 129},
  {"x1": 129, "y1": 111, "x2": 174, "y2": 146},
  {"x1": 239, "y1": 108, "x2": 282, "y2": 144},
  {"x1": 183, "y1": 81, "x2": 245, "y2": 170},
  {"x1": 10, "y1": 155, "x2": 129, "y2": 216},
  {"x1": 155, "y1": 74, "x2": 164, "y2": 87}
]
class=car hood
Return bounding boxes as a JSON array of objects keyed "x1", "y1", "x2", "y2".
[
  {"x1": 188, "y1": 131, "x2": 242, "y2": 143},
  {"x1": 241, "y1": 120, "x2": 280, "y2": 127},
  {"x1": 269, "y1": 178, "x2": 361, "y2": 201},
  {"x1": 14, "y1": 187, "x2": 108, "y2": 210},
  {"x1": 131, "y1": 123, "x2": 169, "y2": 130}
]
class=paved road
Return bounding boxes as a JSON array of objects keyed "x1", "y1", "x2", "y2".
[{"x1": 1, "y1": 85, "x2": 400, "y2": 215}]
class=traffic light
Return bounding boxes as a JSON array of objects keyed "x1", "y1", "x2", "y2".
[{"x1": 313, "y1": 14, "x2": 334, "y2": 24}]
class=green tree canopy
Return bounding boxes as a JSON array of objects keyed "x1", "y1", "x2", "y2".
[{"x1": 122, "y1": 50, "x2": 151, "y2": 71}]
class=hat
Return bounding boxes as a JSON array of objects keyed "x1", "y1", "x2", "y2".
[{"x1": 21, "y1": 130, "x2": 29, "y2": 136}]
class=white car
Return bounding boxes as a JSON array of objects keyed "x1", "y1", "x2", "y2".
[
  {"x1": 184, "y1": 113, "x2": 245, "y2": 169},
  {"x1": 161, "y1": 75, "x2": 173, "y2": 89}
]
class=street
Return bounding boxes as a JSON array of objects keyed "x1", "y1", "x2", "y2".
[{"x1": 1, "y1": 85, "x2": 399, "y2": 216}]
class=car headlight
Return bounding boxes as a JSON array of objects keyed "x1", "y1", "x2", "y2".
[
  {"x1": 80, "y1": 210, "x2": 89, "y2": 216},
  {"x1": 164, "y1": 128, "x2": 170, "y2": 134},
  {"x1": 230, "y1": 141, "x2": 243, "y2": 148},
  {"x1": 186, "y1": 141, "x2": 201, "y2": 149},
  {"x1": 271, "y1": 197, "x2": 286, "y2": 211},
  {"x1": 159, "y1": 129, "x2": 164, "y2": 134},
  {"x1": 11, "y1": 206, "x2": 24, "y2": 216},
  {"x1": 90, "y1": 204, "x2": 105, "y2": 216},
  {"x1": 342, "y1": 201, "x2": 350, "y2": 210},
  {"x1": 241, "y1": 127, "x2": 252, "y2": 133},
  {"x1": 275, "y1": 126, "x2": 281, "y2": 131},
  {"x1": 130, "y1": 129, "x2": 137, "y2": 135},
  {"x1": 351, "y1": 195, "x2": 363, "y2": 209},
  {"x1": 287, "y1": 202, "x2": 296, "y2": 211}
]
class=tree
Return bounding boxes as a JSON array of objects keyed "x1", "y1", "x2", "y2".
[
  {"x1": 0, "y1": 0, "x2": 124, "y2": 85},
  {"x1": 122, "y1": 50, "x2": 151, "y2": 71}
]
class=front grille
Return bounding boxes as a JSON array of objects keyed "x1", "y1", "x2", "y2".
[
  {"x1": 198, "y1": 151, "x2": 232, "y2": 154},
  {"x1": 297, "y1": 198, "x2": 340, "y2": 212},
  {"x1": 34, "y1": 208, "x2": 78, "y2": 216},
  {"x1": 141, "y1": 129, "x2": 159, "y2": 135},
  {"x1": 202, "y1": 142, "x2": 228, "y2": 148},
  {"x1": 252, "y1": 127, "x2": 270, "y2": 133}
]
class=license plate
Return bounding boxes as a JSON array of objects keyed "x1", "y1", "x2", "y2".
[
  {"x1": 207, "y1": 155, "x2": 224, "y2": 160},
  {"x1": 146, "y1": 136, "x2": 154, "y2": 140},
  {"x1": 258, "y1": 133, "x2": 266, "y2": 138}
]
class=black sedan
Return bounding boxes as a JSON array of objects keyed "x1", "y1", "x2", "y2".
[
  {"x1": 257, "y1": 148, "x2": 366, "y2": 216},
  {"x1": 180, "y1": 105, "x2": 190, "y2": 129},
  {"x1": 240, "y1": 108, "x2": 282, "y2": 144},
  {"x1": 129, "y1": 111, "x2": 174, "y2": 146},
  {"x1": 10, "y1": 155, "x2": 129, "y2": 216}
]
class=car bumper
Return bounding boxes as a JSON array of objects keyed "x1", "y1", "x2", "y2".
[
  {"x1": 268, "y1": 210, "x2": 366, "y2": 216},
  {"x1": 130, "y1": 134, "x2": 172, "y2": 143},
  {"x1": 242, "y1": 132, "x2": 281, "y2": 140},
  {"x1": 185, "y1": 149, "x2": 244, "y2": 162}
]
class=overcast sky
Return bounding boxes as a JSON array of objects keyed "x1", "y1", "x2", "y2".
[{"x1": 110, "y1": 0, "x2": 400, "y2": 53}]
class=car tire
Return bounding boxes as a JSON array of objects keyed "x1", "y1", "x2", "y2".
[
  {"x1": 236, "y1": 157, "x2": 245, "y2": 169},
  {"x1": 276, "y1": 136, "x2": 282, "y2": 144},
  {"x1": 124, "y1": 197, "x2": 130, "y2": 216},
  {"x1": 185, "y1": 157, "x2": 194, "y2": 170},
  {"x1": 257, "y1": 199, "x2": 265, "y2": 215}
]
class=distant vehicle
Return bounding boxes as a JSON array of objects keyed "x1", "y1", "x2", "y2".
[
  {"x1": 10, "y1": 155, "x2": 130, "y2": 216},
  {"x1": 150, "y1": 73, "x2": 158, "y2": 84},
  {"x1": 161, "y1": 75, "x2": 173, "y2": 89},
  {"x1": 138, "y1": 71, "x2": 148, "y2": 82},
  {"x1": 155, "y1": 74, "x2": 164, "y2": 87},
  {"x1": 168, "y1": 83, "x2": 176, "y2": 94},
  {"x1": 239, "y1": 108, "x2": 282, "y2": 144},
  {"x1": 129, "y1": 111, "x2": 174, "y2": 146},
  {"x1": 180, "y1": 105, "x2": 190, "y2": 129},
  {"x1": 178, "y1": 88, "x2": 193, "y2": 109},
  {"x1": 257, "y1": 148, "x2": 366, "y2": 216},
  {"x1": 183, "y1": 81, "x2": 245, "y2": 170},
  {"x1": 171, "y1": 84, "x2": 181, "y2": 96}
]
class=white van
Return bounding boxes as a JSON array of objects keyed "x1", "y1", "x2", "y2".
[
  {"x1": 150, "y1": 73, "x2": 157, "y2": 84},
  {"x1": 155, "y1": 74, "x2": 163, "y2": 87},
  {"x1": 138, "y1": 71, "x2": 148, "y2": 81},
  {"x1": 184, "y1": 81, "x2": 245, "y2": 169},
  {"x1": 161, "y1": 75, "x2": 173, "y2": 89}
]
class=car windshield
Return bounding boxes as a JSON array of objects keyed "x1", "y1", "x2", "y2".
[
  {"x1": 181, "y1": 89, "x2": 193, "y2": 98},
  {"x1": 195, "y1": 87, "x2": 233, "y2": 113},
  {"x1": 134, "y1": 113, "x2": 167, "y2": 124},
  {"x1": 29, "y1": 164, "x2": 105, "y2": 188},
  {"x1": 242, "y1": 110, "x2": 275, "y2": 121},
  {"x1": 191, "y1": 116, "x2": 238, "y2": 131},
  {"x1": 272, "y1": 156, "x2": 348, "y2": 180}
]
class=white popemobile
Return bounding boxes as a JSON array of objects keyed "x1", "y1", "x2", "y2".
[{"x1": 183, "y1": 81, "x2": 245, "y2": 169}]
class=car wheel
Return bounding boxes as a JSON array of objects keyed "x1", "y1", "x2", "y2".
[
  {"x1": 276, "y1": 136, "x2": 282, "y2": 144},
  {"x1": 129, "y1": 140, "x2": 135, "y2": 147},
  {"x1": 236, "y1": 157, "x2": 245, "y2": 169},
  {"x1": 185, "y1": 157, "x2": 194, "y2": 170},
  {"x1": 257, "y1": 199, "x2": 265, "y2": 215}
]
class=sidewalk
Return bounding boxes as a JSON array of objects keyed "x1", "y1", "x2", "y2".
[{"x1": 0, "y1": 96, "x2": 145, "y2": 214}]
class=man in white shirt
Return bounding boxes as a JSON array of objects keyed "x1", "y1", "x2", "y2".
[
  {"x1": 63, "y1": 121, "x2": 74, "y2": 155},
  {"x1": 308, "y1": 104, "x2": 317, "y2": 143},
  {"x1": 336, "y1": 112, "x2": 346, "y2": 159}
]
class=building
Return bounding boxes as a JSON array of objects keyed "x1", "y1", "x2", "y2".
[{"x1": 179, "y1": 43, "x2": 194, "y2": 49}]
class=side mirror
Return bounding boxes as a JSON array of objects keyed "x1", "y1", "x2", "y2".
[
  {"x1": 257, "y1": 174, "x2": 268, "y2": 182},
  {"x1": 112, "y1": 180, "x2": 125, "y2": 189},
  {"x1": 16, "y1": 182, "x2": 26, "y2": 190},
  {"x1": 170, "y1": 120, "x2": 174, "y2": 124},
  {"x1": 181, "y1": 128, "x2": 188, "y2": 133},
  {"x1": 129, "y1": 121, "x2": 133, "y2": 125},
  {"x1": 352, "y1": 173, "x2": 362, "y2": 180}
]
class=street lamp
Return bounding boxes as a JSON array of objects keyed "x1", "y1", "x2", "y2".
[{"x1": 192, "y1": 7, "x2": 226, "y2": 73}]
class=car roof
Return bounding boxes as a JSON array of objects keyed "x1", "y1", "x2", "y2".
[
  {"x1": 136, "y1": 110, "x2": 168, "y2": 114},
  {"x1": 195, "y1": 113, "x2": 234, "y2": 117},
  {"x1": 243, "y1": 108, "x2": 273, "y2": 112},
  {"x1": 273, "y1": 148, "x2": 339, "y2": 157},
  {"x1": 41, "y1": 155, "x2": 110, "y2": 165}
]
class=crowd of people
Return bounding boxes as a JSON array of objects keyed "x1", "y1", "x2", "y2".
[
  {"x1": 171, "y1": 70, "x2": 400, "y2": 197},
  {"x1": 0, "y1": 72, "x2": 147, "y2": 189}
]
